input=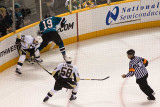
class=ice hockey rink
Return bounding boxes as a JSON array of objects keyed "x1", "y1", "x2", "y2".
[{"x1": 0, "y1": 27, "x2": 160, "y2": 107}]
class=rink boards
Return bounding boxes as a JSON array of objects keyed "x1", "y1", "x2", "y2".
[{"x1": 0, "y1": 0, "x2": 160, "y2": 72}]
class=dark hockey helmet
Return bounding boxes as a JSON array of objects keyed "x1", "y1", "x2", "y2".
[{"x1": 127, "y1": 49, "x2": 135, "y2": 55}]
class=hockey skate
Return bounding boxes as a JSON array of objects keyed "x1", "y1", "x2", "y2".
[
  {"x1": 43, "y1": 96, "x2": 49, "y2": 102},
  {"x1": 28, "y1": 58, "x2": 34, "y2": 64},
  {"x1": 35, "y1": 58, "x2": 43, "y2": 63},
  {"x1": 147, "y1": 95, "x2": 155, "y2": 100},
  {"x1": 29, "y1": 56, "x2": 40, "y2": 64},
  {"x1": 28, "y1": 56, "x2": 35, "y2": 64},
  {"x1": 15, "y1": 68, "x2": 22, "y2": 75},
  {"x1": 69, "y1": 95, "x2": 76, "y2": 101}
]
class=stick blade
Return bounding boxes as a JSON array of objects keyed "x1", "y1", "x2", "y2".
[
  {"x1": 97, "y1": 76, "x2": 110, "y2": 81},
  {"x1": 80, "y1": 76, "x2": 110, "y2": 81},
  {"x1": 101, "y1": 76, "x2": 110, "y2": 80}
]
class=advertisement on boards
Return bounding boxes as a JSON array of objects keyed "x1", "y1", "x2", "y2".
[
  {"x1": 141, "y1": 0, "x2": 160, "y2": 22},
  {"x1": 78, "y1": 6, "x2": 111, "y2": 35},
  {"x1": 106, "y1": 1, "x2": 141, "y2": 28},
  {"x1": 106, "y1": 0, "x2": 160, "y2": 27},
  {"x1": 0, "y1": 35, "x2": 19, "y2": 66},
  {"x1": 58, "y1": 14, "x2": 77, "y2": 40}
]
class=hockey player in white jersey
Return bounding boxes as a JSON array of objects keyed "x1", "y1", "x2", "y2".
[
  {"x1": 43, "y1": 58, "x2": 80, "y2": 102},
  {"x1": 15, "y1": 33, "x2": 43, "y2": 74}
]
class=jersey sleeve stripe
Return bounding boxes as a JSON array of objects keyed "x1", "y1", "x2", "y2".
[
  {"x1": 129, "y1": 68, "x2": 135, "y2": 72},
  {"x1": 143, "y1": 59, "x2": 147, "y2": 64}
]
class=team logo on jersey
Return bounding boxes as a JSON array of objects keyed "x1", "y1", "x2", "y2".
[{"x1": 106, "y1": 6, "x2": 119, "y2": 25}]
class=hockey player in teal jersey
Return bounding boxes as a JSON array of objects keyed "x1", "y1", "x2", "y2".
[{"x1": 38, "y1": 16, "x2": 70, "y2": 61}]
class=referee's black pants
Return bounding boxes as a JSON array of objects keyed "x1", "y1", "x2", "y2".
[{"x1": 136, "y1": 74, "x2": 154, "y2": 98}]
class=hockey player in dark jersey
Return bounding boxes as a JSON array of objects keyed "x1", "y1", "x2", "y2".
[{"x1": 38, "y1": 16, "x2": 70, "y2": 61}]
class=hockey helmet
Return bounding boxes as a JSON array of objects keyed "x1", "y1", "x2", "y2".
[
  {"x1": 65, "y1": 57, "x2": 72, "y2": 64},
  {"x1": 35, "y1": 36, "x2": 43, "y2": 44},
  {"x1": 17, "y1": 33, "x2": 22, "y2": 39},
  {"x1": 127, "y1": 49, "x2": 135, "y2": 55}
]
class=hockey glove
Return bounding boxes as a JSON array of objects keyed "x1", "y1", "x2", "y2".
[
  {"x1": 37, "y1": 30, "x2": 43, "y2": 36},
  {"x1": 144, "y1": 61, "x2": 148, "y2": 67},
  {"x1": 53, "y1": 74, "x2": 59, "y2": 80}
]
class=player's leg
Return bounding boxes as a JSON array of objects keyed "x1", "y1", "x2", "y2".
[
  {"x1": 38, "y1": 34, "x2": 50, "y2": 51},
  {"x1": 136, "y1": 75, "x2": 155, "y2": 100},
  {"x1": 52, "y1": 31, "x2": 69, "y2": 61},
  {"x1": 15, "y1": 50, "x2": 26, "y2": 74},
  {"x1": 34, "y1": 48, "x2": 43, "y2": 62},
  {"x1": 70, "y1": 83, "x2": 79, "y2": 101},
  {"x1": 143, "y1": 74, "x2": 155, "y2": 100},
  {"x1": 136, "y1": 79, "x2": 149, "y2": 96},
  {"x1": 145, "y1": 74, "x2": 154, "y2": 94},
  {"x1": 43, "y1": 80, "x2": 62, "y2": 102},
  {"x1": 62, "y1": 81, "x2": 78, "y2": 101},
  {"x1": 43, "y1": 88, "x2": 58, "y2": 102},
  {"x1": 27, "y1": 48, "x2": 36, "y2": 64}
]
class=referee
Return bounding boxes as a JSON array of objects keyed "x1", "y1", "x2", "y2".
[{"x1": 122, "y1": 49, "x2": 155, "y2": 100}]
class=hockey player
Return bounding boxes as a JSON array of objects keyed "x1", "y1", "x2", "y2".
[
  {"x1": 15, "y1": 33, "x2": 43, "y2": 74},
  {"x1": 122, "y1": 49, "x2": 155, "y2": 100},
  {"x1": 38, "y1": 16, "x2": 70, "y2": 61},
  {"x1": 43, "y1": 58, "x2": 80, "y2": 102}
]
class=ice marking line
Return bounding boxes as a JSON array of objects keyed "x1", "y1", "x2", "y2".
[
  {"x1": 149, "y1": 56, "x2": 160, "y2": 63},
  {"x1": 120, "y1": 78, "x2": 128, "y2": 107},
  {"x1": 120, "y1": 56, "x2": 160, "y2": 107},
  {"x1": 67, "y1": 43, "x2": 79, "y2": 107}
]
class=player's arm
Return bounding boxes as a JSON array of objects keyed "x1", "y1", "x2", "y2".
[
  {"x1": 52, "y1": 70, "x2": 60, "y2": 80},
  {"x1": 125, "y1": 68, "x2": 135, "y2": 77},
  {"x1": 52, "y1": 63, "x2": 63, "y2": 80},
  {"x1": 39, "y1": 21, "x2": 44, "y2": 34},
  {"x1": 52, "y1": 68, "x2": 60, "y2": 80},
  {"x1": 142, "y1": 58, "x2": 148, "y2": 67},
  {"x1": 53, "y1": 16, "x2": 66, "y2": 27},
  {"x1": 122, "y1": 63, "x2": 135, "y2": 78},
  {"x1": 73, "y1": 68, "x2": 80, "y2": 82},
  {"x1": 15, "y1": 33, "x2": 22, "y2": 55},
  {"x1": 15, "y1": 33, "x2": 21, "y2": 45}
]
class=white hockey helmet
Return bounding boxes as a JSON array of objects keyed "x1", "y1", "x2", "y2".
[
  {"x1": 35, "y1": 36, "x2": 43, "y2": 44},
  {"x1": 17, "y1": 33, "x2": 22, "y2": 39},
  {"x1": 65, "y1": 57, "x2": 72, "y2": 64}
]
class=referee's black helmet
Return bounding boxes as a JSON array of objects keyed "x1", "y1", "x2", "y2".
[{"x1": 127, "y1": 49, "x2": 135, "y2": 55}]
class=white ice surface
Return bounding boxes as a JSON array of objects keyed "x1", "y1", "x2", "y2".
[{"x1": 0, "y1": 27, "x2": 160, "y2": 107}]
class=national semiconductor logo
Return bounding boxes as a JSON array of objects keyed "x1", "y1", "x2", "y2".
[
  {"x1": 106, "y1": 6, "x2": 119, "y2": 25},
  {"x1": 106, "y1": 2, "x2": 160, "y2": 25}
]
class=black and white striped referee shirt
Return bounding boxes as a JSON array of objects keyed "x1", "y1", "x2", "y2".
[{"x1": 126, "y1": 56, "x2": 148, "y2": 79}]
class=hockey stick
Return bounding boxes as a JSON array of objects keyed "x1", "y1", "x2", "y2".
[
  {"x1": 36, "y1": 61, "x2": 109, "y2": 80},
  {"x1": 36, "y1": 61, "x2": 52, "y2": 75},
  {"x1": 15, "y1": 44, "x2": 21, "y2": 56},
  {"x1": 80, "y1": 76, "x2": 110, "y2": 81}
]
